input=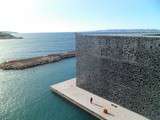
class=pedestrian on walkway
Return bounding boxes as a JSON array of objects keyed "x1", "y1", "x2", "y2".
[{"x1": 90, "y1": 97, "x2": 93, "y2": 104}]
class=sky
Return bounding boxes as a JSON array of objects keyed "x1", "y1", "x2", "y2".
[{"x1": 0, "y1": 0, "x2": 159, "y2": 32}]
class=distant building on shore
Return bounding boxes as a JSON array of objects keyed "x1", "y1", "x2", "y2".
[{"x1": 76, "y1": 32, "x2": 160, "y2": 120}]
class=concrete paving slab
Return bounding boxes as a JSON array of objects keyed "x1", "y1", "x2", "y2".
[{"x1": 50, "y1": 78, "x2": 149, "y2": 120}]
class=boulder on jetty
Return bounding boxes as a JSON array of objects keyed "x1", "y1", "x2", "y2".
[{"x1": 0, "y1": 51, "x2": 76, "y2": 70}]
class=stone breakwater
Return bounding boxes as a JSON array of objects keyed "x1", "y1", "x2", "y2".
[{"x1": 0, "y1": 51, "x2": 76, "y2": 70}]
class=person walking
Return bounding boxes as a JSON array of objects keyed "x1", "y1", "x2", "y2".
[{"x1": 90, "y1": 97, "x2": 93, "y2": 104}]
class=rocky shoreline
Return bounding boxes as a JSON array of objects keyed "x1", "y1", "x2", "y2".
[
  {"x1": 0, "y1": 32, "x2": 23, "y2": 39},
  {"x1": 0, "y1": 51, "x2": 76, "y2": 70}
]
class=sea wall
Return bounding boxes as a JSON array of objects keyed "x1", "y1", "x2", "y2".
[
  {"x1": 76, "y1": 33, "x2": 160, "y2": 120},
  {"x1": 0, "y1": 51, "x2": 76, "y2": 70}
]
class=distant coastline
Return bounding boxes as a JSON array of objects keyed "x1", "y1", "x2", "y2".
[
  {"x1": 0, "y1": 32, "x2": 23, "y2": 39},
  {"x1": 0, "y1": 51, "x2": 76, "y2": 70}
]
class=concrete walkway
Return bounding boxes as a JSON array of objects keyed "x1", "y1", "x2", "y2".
[{"x1": 50, "y1": 78, "x2": 149, "y2": 120}]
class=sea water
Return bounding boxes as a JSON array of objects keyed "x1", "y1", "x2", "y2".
[{"x1": 0, "y1": 33, "x2": 98, "y2": 120}]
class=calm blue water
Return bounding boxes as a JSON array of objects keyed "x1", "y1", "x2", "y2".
[
  {"x1": 0, "y1": 33, "x2": 98, "y2": 120},
  {"x1": 0, "y1": 33, "x2": 75, "y2": 63}
]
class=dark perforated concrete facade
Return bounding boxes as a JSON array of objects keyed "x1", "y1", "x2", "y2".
[{"x1": 76, "y1": 33, "x2": 160, "y2": 120}]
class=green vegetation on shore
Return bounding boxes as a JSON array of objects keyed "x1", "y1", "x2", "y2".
[{"x1": 0, "y1": 32, "x2": 23, "y2": 39}]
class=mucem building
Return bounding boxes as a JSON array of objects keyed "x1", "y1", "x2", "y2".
[{"x1": 76, "y1": 32, "x2": 160, "y2": 120}]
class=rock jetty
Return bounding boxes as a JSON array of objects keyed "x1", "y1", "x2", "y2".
[{"x1": 0, "y1": 51, "x2": 76, "y2": 70}]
